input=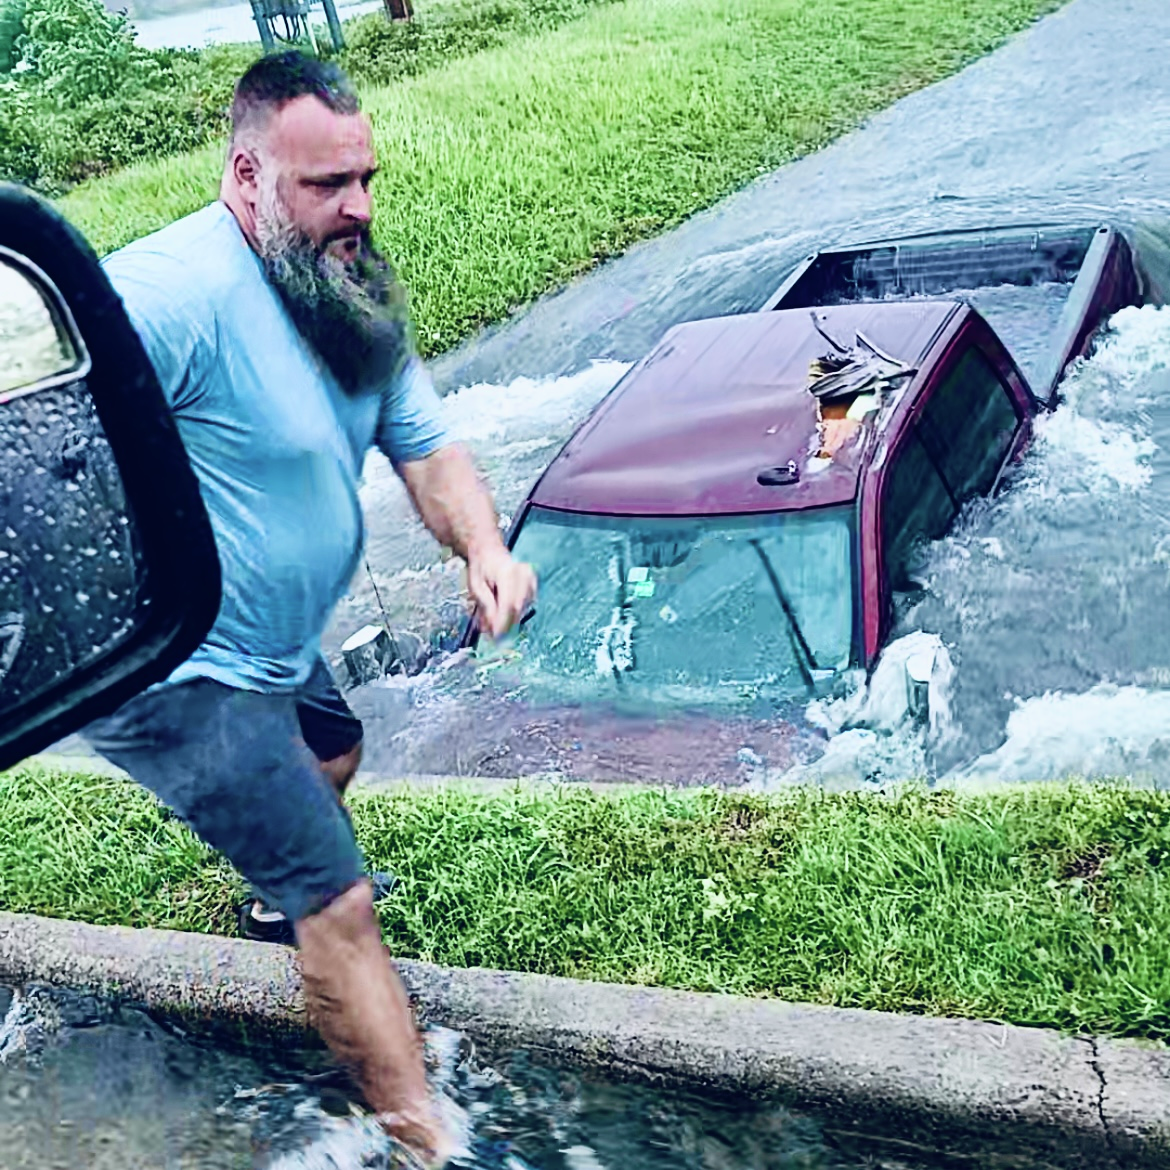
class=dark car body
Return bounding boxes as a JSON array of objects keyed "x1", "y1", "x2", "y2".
[{"x1": 483, "y1": 225, "x2": 1137, "y2": 686}]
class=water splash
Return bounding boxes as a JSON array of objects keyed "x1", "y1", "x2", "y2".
[
  {"x1": 258, "y1": 1112, "x2": 408, "y2": 1170},
  {"x1": 758, "y1": 632, "x2": 957, "y2": 790},
  {"x1": 0, "y1": 989, "x2": 50, "y2": 1066},
  {"x1": 872, "y1": 305, "x2": 1170, "y2": 784},
  {"x1": 954, "y1": 684, "x2": 1170, "y2": 787},
  {"x1": 442, "y1": 362, "x2": 632, "y2": 449}
]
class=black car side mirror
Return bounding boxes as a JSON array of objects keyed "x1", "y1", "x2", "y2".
[{"x1": 0, "y1": 184, "x2": 220, "y2": 770}]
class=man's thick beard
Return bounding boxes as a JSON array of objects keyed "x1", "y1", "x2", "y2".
[{"x1": 255, "y1": 195, "x2": 410, "y2": 395}]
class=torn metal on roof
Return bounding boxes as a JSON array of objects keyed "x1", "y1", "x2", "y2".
[{"x1": 531, "y1": 300, "x2": 958, "y2": 516}]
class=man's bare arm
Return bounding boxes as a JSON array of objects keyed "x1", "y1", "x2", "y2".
[{"x1": 398, "y1": 443, "x2": 535, "y2": 637}]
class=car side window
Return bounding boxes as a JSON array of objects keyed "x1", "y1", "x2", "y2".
[
  {"x1": 881, "y1": 430, "x2": 955, "y2": 592},
  {"x1": 0, "y1": 256, "x2": 84, "y2": 399},
  {"x1": 916, "y1": 345, "x2": 1022, "y2": 503}
]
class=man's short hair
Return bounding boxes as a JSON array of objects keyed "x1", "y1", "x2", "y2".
[{"x1": 231, "y1": 50, "x2": 360, "y2": 148}]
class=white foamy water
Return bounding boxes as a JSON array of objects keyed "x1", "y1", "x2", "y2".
[
  {"x1": 955, "y1": 684, "x2": 1170, "y2": 787},
  {"x1": 326, "y1": 362, "x2": 630, "y2": 662},
  {"x1": 757, "y1": 632, "x2": 956, "y2": 790},
  {"x1": 0, "y1": 990, "x2": 48, "y2": 1066},
  {"x1": 442, "y1": 361, "x2": 632, "y2": 448},
  {"x1": 819, "y1": 304, "x2": 1170, "y2": 787},
  {"x1": 258, "y1": 1113, "x2": 399, "y2": 1170}
]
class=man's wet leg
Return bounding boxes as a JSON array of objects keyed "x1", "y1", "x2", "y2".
[
  {"x1": 83, "y1": 681, "x2": 446, "y2": 1162},
  {"x1": 296, "y1": 880, "x2": 453, "y2": 1165}
]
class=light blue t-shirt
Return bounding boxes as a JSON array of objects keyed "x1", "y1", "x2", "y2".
[{"x1": 102, "y1": 202, "x2": 449, "y2": 693}]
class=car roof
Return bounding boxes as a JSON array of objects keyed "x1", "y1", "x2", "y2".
[{"x1": 530, "y1": 300, "x2": 960, "y2": 516}]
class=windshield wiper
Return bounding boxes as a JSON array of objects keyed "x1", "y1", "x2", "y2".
[{"x1": 748, "y1": 538, "x2": 817, "y2": 694}]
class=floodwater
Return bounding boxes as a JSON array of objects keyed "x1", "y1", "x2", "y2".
[
  {"x1": 0, "y1": 983, "x2": 936, "y2": 1170},
  {"x1": 321, "y1": 0, "x2": 1170, "y2": 789},
  {"x1": 130, "y1": 0, "x2": 383, "y2": 51}
]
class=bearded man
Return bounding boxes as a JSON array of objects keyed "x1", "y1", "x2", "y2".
[{"x1": 81, "y1": 50, "x2": 535, "y2": 1166}]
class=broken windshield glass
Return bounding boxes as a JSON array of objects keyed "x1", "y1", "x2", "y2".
[{"x1": 487, "y1": 505, "x2": 857, "y2": 709}]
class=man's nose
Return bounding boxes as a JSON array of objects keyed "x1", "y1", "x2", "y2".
[{"x1": 341, "y1": 181, "x2": 372, "y2": 224}]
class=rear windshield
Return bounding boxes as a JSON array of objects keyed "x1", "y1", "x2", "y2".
[{"x1": 487, "y1": 506, "x2": 857, "y2": 710}]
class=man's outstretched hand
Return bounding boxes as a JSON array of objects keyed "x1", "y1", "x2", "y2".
[
  {"x1": 398, "y1": 445, "x2": 536, "y2": 639},
  {"x1": 466, "y1": 543, "x2": 536, "y2": 639}
]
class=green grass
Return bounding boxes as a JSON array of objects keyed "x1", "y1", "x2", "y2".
[
  {"x1": 4, "y1": 764, "x2": 1170, "y2": 1040},
  {"x1": 336, "y1": 0, "x2": 633, "y2": 89},
  {"x1": 60, "y1": 0, "x2": 1065, "y2": 356},
  {"x1": 0, "y1": 0, "x2": 624, "y2": 193}
]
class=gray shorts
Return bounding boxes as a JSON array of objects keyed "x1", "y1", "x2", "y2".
[{"x1": 83, "y1": 661, "x2": 366, "y2": 924}]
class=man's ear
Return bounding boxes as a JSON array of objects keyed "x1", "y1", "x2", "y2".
[{"x1": 231, "y1": 148, "x2": 260, "y2": 199}]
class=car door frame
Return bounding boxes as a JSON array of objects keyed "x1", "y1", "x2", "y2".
[
  {"x1": 0, "y1": 184, "x2": 220, "y2": 767},
  {"x1": 857, "y1": 306, "x2": 1033, "y2": 666}
]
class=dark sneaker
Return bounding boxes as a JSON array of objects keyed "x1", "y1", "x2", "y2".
[
  {"x1": 237, "y1": 899, "x2": 297, "y2": 946},
  {"x1": 237, "y1": 871, "x2": 398, "y2": 946}
]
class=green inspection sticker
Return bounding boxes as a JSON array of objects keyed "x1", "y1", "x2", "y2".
[{"x1": 631, "y1": 579, "x2": 656, "y2": 598}]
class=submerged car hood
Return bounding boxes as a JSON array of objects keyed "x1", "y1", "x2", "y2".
[{"x1": 349, "y1": 659, "x2": 829, "y2": 785}]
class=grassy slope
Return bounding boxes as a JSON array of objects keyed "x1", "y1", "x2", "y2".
[
  {"x1": 4, "y1": 765, "x2": 1169, "y2": 1040},
  {"x1": 61, "y1": 0, "x2": 1064, "y2": 356},
  {"x1": 2, "y1": 0, "x2": 626, "y2": 193}
]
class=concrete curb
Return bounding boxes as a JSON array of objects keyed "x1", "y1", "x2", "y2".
[{"x1": 2, "y1": 913, "x2": 1169, "y2": 1167}]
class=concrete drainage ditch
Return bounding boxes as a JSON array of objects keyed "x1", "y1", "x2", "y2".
[{"x1": 1, "y1": 911, "x2": 1168, "y2": 1168}]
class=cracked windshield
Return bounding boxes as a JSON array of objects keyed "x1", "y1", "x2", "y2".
[
  {"x1": 493, "y1": 507, "x2": 855, "y2": 707},
  {"x1": 2, "y1": 0, "x2": 1170, "y2": 1166}
]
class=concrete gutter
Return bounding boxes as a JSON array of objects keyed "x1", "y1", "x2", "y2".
[{"x1": 1, "y1": 913, "x2": 1168, "y2": 1167}]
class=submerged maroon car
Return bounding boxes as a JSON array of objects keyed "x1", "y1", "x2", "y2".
[{"x1": 451, "y1": 224, "x2": 1139, "y2": 781}]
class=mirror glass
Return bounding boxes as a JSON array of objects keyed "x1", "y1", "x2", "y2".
[
  {"x1": 0, "y1": 257, "x2": 147, "y2": 712},
  {"x1": 0, "y1": 256, "x2": 82, "y2": 398}
]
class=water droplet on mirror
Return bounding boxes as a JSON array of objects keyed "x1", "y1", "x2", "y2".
[{"x1": 75, "y1": 592, "x2": 89, "y2": 605}]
